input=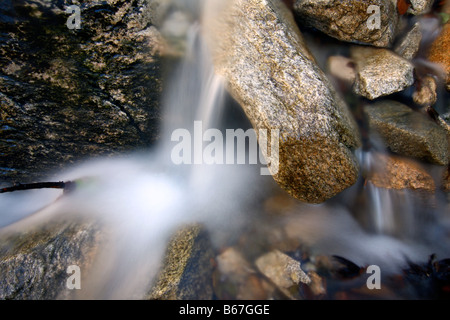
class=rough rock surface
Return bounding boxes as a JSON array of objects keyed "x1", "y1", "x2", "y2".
[
  {"x1": 204, "y1": 0, "x2": 361, "y2": 203},
  {"x1": 0, "y1": 220, "x2": 214, "y2": 300},
  {"x1": 213, "y1": 247, "x2": 280, "y2": 300},
  {"x1": 394, "y1": 22, "x2": 423, "y2": 60},
  {"x1": 146, "y1": 225, "x2": 214, "y2": 300},
  {"x1": 366, "y1": 152, "x2": 436, "y2": 191},
  {"x1": 293, "y1": 0, "x2": 399, "y2": 47},
  {"x1": 255, "y1": 249, "x2": 310, "y2": 299},
  {"x1": 364, "y1": 100, "x2": 449, "y2": 166},
  {"x1": 408, "y1": 0, "x2": 435, "y2": 15},
  {"x1": 0, "y1": 220, "x2": 101, "y2": 300},
  {"x1": 351, "y1": 46, "x2": 415, "y2": 100},
  {"x1": 0, "y1": 0, "x2": 163, "y2": 185},
  {"x1": 413, "y1": 76, "x2": 438, "y2": 106}
]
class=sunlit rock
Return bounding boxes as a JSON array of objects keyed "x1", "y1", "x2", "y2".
[
  {"x1": 255, "y1": 249, "x2": 310, "y2": 299},
  {"x1": 408, "y1": 0, "x2": 435, "y2": 15},
  {"x1": 351, "y1": 46, "x2": 415, "y2": 100},
  {"x1": 146, "y1": 225, "x2": 214, "y2": 300},
  {"x1": 204, "y1": 0, "x2": 361, "y2": 204},
  {"x1": 428, "y1": 22, "x2": 450, "y2": 91},
  {"x1": 365, "y1": 152, "x2": 436, "y2": 192},
  {"x1": 293, "y1": 0, "x2": 399, "y2": 47},
  {"x1": 413, "y1": 75, "x2": 438, "y2": 106}
]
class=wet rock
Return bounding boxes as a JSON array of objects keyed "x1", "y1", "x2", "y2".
[
  {"x1": 413, "y1": 76, "x2": 438, "y2": 106},
  {"x1": 146, "y1": 225, "x2": 215, "y2": 300},
  {"x1": 364, "y1": 100, "x2": 449, "y2": 165},
  {"x1": 394, "y1": 22, "x2": 423, "y2": 60},
  {"x1": 302, "y1": 270, "x2": 326, "y2": 299},
  {"x1": 0, "y1": 221, "x2": 214, "y2": 300},
  {"x1": 0, "y1": 220, "x2": 101, "y2": 300},
  {"x1": 204, "y1": 0, "x2": 361, "y2": 204},
  {"x1": 351, "y1": 46, "x2": 415, "y2": 100},
  {"x1": 213, "y1": 247, "x2": 278, "y2": 300},
  {"x1": 293, "y1": 0, "x2": 399, "y2": 47},
  {"x1": 255, "y1": 249, "x2": 310, "y2": 299},
  {"x1": 366, "y1": 152, "x2": 436, "y2": 192},
  {"x1": 0, "y1": 0, "x2": 163, "y2": 184},
  {"x1": 428, "y1": 22, "x2": 450, "y2": 91}
]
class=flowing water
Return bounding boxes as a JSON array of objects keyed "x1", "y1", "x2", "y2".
[
  {"x1": 0, "y1": 0, "x2": 449, "y2": 299},
  {"x1": 0, "y1": 5, "x2": 265, "y2": 298}
]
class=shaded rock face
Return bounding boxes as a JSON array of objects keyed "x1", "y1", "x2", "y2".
[
  {"x1": 0, "y1": 0, "x2": 163, "y2": 184},
  {"x1": 394, "y1": 22, "x2": 423, "y2": 60},
  {"x1": 293, "y1": 0, "x2": 399, "y2": 47},
  {"x1": 364, "y1": 100, "x2": 449, "y2": 166},
  {"x1": 204, "y1": 0, "x2": 361, "y2": 204},
  {"x1": 351, "y1": 46, "x2": 415, "y2": 100}
]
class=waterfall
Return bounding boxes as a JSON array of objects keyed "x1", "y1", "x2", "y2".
[
  {"x1": 0, "y1": 0, "x2": 449, "y2": 300},
  {"x1": 0, "y1": 2, "x2": 263, "y2": 299}
]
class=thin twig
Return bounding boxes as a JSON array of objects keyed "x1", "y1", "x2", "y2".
[{"x1": 0, "y1": 181, "x2": 76, "y2": 194}]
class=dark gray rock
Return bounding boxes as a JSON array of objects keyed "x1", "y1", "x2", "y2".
[
  {"x1": 204, "y1": 0, "x2": 361, "y2": 204},
  {"x1": 0, "y1": 220, "x2": 101, "y2": 300},
  {"x1": 0, "y1": 0, "x2": 163, "y2": 185},
  {"x1": 0, "y1": 220, "x2": 214, "y2": 300},
  {"x1": 364, "y1": 100, "x2": 449, "y2": 166}
]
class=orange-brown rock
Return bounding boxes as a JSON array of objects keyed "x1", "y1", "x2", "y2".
[
  {"x1": 366, "y1": 153, "x2": 436, "y2": 192},
  {"x1": 443, "y1": 165, "x2": 450, "y2": 192},
  {"x1": 428, "y1": 22, "x2": 450, "y2": 91}
]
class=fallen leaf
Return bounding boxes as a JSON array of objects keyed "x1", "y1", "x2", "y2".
[{"x1": 397, "y1": 0, "x2": 411, "y2": 15}]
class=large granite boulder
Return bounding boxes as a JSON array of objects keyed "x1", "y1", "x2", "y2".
[{"x1": 204, "y1": 0, "x2": 361, "y2": 203}]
